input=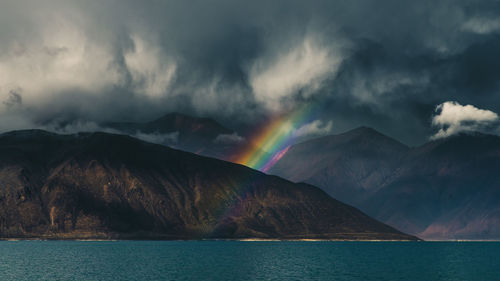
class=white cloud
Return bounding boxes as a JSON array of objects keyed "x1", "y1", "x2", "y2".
[
  {"x1": 0, "y1": 13, "x2": 177, "y2": 121},
  {"x1": 431, "y1": 101, "x2": 499, "y2": 139},
  {"x1": 462, "y1": 17, "x2": 500, "y2": 34},
  {"x1": 249, "y1": 35, "x2": 346, "y2": 111},
  {"x1": 0, "y1": 23, "x2": 118, "y2": 113},
  {"x1": 214, "y1": 132, "x2": 244, "y2": 144},
  {"x1": 292, "y1": 119, "x2": 333, "y2": 138},
  {"x1": 133, "y1": 131, "x2": 179, "y2": 145},
  {"x1": 124, "y1": 34, "x2": 177, "y2": 98},
  {"x1": 41, "y1": 120, "x2": 107, "y2": 134}
]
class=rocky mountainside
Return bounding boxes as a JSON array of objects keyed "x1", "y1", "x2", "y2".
[
  {"x1": 269, "y1": 127, "x2": 409, "y2": 206},
  {"x1": 364, "y1": 133, "x2": 500, "y2": 240},
  {"x1": 269, "y1": 128, "x2": 500, "y2": 240},
  {"x1": 0, "y1": 130, "x2": 416, "y2": 240}
]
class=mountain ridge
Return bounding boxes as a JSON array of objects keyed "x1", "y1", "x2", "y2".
[{"x1": 0, "y1": 129, "x2": 417, "y2": 240}]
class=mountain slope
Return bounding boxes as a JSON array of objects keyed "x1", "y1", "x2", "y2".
[
  {"x1": 270, "y1": 127, "x2": 500, "y2": 240},
  {"x1": 364, "y1": 133, "x2": 500, "y2": 239},
  {"x1": 0, "y1": 130, "x2": 416, "y2": 240},
  {"x1": 269, "y1": 127, "x2": 409, "y2": 206}
]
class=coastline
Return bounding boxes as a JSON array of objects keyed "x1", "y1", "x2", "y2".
[
  {"x1": 0, "y1": 237, "x2": 423, "y2": 242},
  {"x1": 2, "y1": 238, "x2": 500, "y2": 242}
]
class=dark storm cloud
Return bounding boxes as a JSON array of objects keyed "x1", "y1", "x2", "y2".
[
  {"x1": 2, "y1": 0, "x2": 500, "y2": 144},
  {"x1": 3, "y1": 89, "x2": 22, "y2": 108}
]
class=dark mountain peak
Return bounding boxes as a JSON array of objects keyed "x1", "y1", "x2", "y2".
[
  {"x1": 269, "y1": 126, "x2": 411, "y2": 206},
  {"x1": 151, "y1": 112, "x2": 193, "y2": 123},
  {"x1": 341, "y1": 126, "x2": 404, "y2": 144},
  {"x1": 153, "y1": 112, "x2": 212, "y2": 124},
  {"x1": 104, "y1": 112, "x2": 233, "y2": 139},
  {"x1": 0, "y1": 129, "x2": 128, "y2": 142},
  {"x1": 349, "y1": 126, "x2": 379, "y2": 134},
  {"x1": 445, "y1": 131, "x2": 499, "y2": 141},
  {"x1": 153, "y1": 113, "x2": 230, "y2": 133},
  {"x1": 0, "y1": 129, "x2": 58, "y2": 138},
  {"x1": 147, "y1": 112, "x2": 233, "y2": 139},
  {"x1": 294, "y1": 126, "x2": 408, "y2": 152},
  {"x1": 102, "y1": 112, "x2": 239, "y2": 161},
  {"x1": 0, "y1": 129, "x2": 70, "y2": 144}
]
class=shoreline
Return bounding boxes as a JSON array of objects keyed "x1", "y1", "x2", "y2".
[
  {"x1": 2, "y1": 237, "x2": 498, "y2": 242},
  {"x1": 0, "y1": 237, "x2": 421, "y2": 242}
]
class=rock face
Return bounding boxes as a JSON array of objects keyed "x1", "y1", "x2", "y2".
[
  {"x1": 270, "y1": 128, "x2": 500, "y2": 240},
  {"x1": 0, "y1": 130, "x2": 416, "y2": 240}
]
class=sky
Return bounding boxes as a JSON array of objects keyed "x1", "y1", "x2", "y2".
[{"x1": 2, "y1": 0, "x2": 500, "y2": 145}]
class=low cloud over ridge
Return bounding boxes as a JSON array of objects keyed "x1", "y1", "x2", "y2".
[
  {"x1": 292, "y1": 120, "x2": 333, "y2": 138},
  {"x1": 431, "y1": 101, "x2": 500, "y2": 139}
]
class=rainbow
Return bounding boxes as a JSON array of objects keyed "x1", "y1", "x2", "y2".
[
  {"x1": 211, "y1": 103, "x2": 319, "y2": 233},
  {"x1": 234, "y1": 104, "x2": 315, "y2": 172}
]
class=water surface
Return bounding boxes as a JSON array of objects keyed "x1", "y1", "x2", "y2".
[{"x1": 0, "y1": 241, "x2": 497, "y2": 280}]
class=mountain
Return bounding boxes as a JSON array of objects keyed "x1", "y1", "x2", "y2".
[
  {"x1": 0, "y1": 130, "x2": 416, "y2": 240},
  {"x1": 103, "y1": 112, "x2": 263, "y2": 162},
  {"x1": 269, "y1": 128, "x2": 500, "y2": 240},
  {"x1": 269, "y1": 127, "x2": 409, "y2": 206},
  {"x1": 105, "y1": 112, "x2": 233, "y2": 139},
  {"x1": 364, "y1": 133, "x2": 500, "y2": 240}
]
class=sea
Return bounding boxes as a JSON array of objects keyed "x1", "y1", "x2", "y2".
[{"x1": 0, "y1": 240, "x2": 498, "y2": 280}]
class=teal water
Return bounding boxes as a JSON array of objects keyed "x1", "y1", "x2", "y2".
[{"x1": 0, "y1": 241, "x2": 498, "y2": 280}]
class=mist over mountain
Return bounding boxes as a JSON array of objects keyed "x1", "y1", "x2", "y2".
[
  {"x1": 105, "y1": 112, "x2": 233, "y2": 138},
  {"x1": 102, "y1": 112, "x2": 266, "y2": 162},
  {"x1": 0, "y1": 129, "x2": 416, "y2": 240},
  {"x1": 104, "y1": 112, "x2": 235, "y2": 157}
]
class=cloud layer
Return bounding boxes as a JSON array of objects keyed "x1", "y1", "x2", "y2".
[{"x1": 2, "y1": 0, "x2": 500, "y2": 144}]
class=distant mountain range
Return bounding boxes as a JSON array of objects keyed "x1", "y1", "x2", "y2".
[
  {"x1": 103, "y1": 112, "x2": 265, "y2": 162},
  {"x1": 0, "y1": 130, "x2": 415, "y2": 240},
  {"x1": 78, "y1": 112, "x2": 500, "y2": 240},
  {"x1": 103, "y1": 112, "x2": 235, "y2": 158},
  {"x1": 269, "y1": 127, "x2": 500, "y2": 240}
]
